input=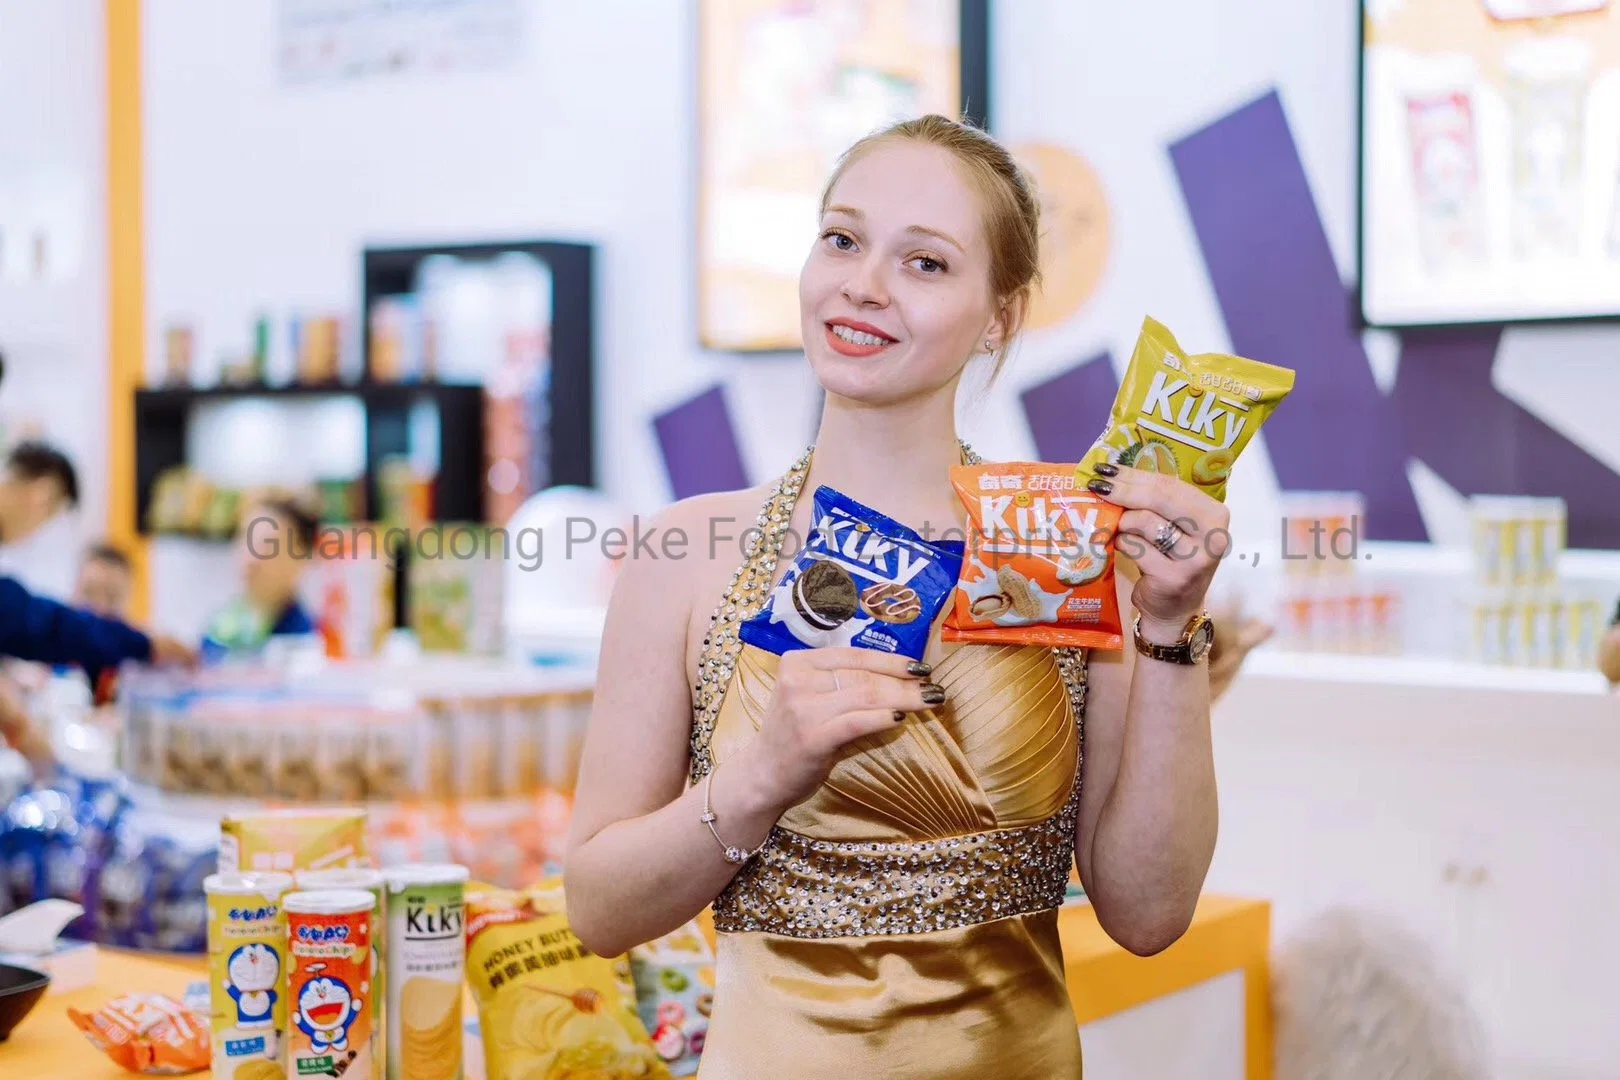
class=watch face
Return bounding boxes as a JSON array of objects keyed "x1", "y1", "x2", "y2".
[{"x1": 1190, "y1": 619, "x2": 1215, "y2": 662}]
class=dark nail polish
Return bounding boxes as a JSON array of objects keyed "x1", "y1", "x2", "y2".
[
  {"x1": 906, "y1": 660, "x2": 932, "y2": 677},
  {"x1": 893, "y1": 710, "x2": 907, "y2": 723},
  {"x1": 1093, "y1": 462, "x2": 1119, "y2": 478},
  {"x1": 1087, "y1": 478, "x2": 1114, "y2": 497},
  {"x1": 920, "y1": 683, "x2": 946, "y2": 706}
]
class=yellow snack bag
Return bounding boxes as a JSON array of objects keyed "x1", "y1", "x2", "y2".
[
  {"x1": 218, "y1": 808, "x2": 370, "y2": 875},
  {"x1": 1077, "y1": 317, "x2": 1295, "y2": 502},
  {"x1": 466, "y1": 879, "x2": 672, "y2": 1080}
]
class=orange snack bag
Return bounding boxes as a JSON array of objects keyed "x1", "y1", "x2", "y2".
[
  {"x1": 67, "y1": 993, "x2": 212, "y2": 1075},
  {"x1": 943, "y1": 463, "x2": 1126, "y2": 649}
]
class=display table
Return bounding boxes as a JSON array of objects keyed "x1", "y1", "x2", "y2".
[{"x1": 2, "y1": 896, "x2": 1270, "y2": 1079}]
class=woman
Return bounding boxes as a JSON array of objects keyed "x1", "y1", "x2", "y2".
[{"x1": 565, "y1": 116, "x2": 1226, "y2": 1078}]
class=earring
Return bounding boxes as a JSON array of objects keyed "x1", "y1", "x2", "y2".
[{"x1": 984, "y1": 338, "x2": 994, "y2": 353}]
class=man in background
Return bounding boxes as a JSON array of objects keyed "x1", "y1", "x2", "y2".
[
  {"x1": 0, "y1": 440, "x2": 82, "y2": 598},
  {"x1": 0, "y1": 440, "x2": 78, "y2": 544}
]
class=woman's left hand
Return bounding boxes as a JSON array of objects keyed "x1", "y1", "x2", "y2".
[{"x1": 1089, "y1": 464, "x2": 1230, "y2": 636}]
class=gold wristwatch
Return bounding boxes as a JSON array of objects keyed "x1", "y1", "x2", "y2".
[{"x1": 1133, "y1": 611, "x2": 1215, "y2": 665}]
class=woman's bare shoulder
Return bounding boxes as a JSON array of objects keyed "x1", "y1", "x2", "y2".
[{"x1": 610, "y1": 483, "x2": 777, "y2": 608}]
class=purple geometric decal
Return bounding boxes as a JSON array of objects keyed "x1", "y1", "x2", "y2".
[
  {"x1": 1170, "y1": 89, "x2": 1620, "y2": 547},
  {"x1": 1395, "y1": 328, "x2": 1620, "y2": 547},
  {"x1": 1020, "y1": 353, "x2": 1119, "y2": 464},
  {"x1": 654, "y1": 385, "x2": 750, "y2": 500},
  {"x1": 1170, "y1": 90, "x2": 1426, "y2": 541}
]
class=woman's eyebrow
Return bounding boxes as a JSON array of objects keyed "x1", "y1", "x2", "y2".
[{"x1": 823, "y1": 206, "x2": 965, "y2": 253}]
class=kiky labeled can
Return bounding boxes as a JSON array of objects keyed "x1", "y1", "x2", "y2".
[
  {"x1": 384, "y1": 864, "x2": 469, "y2": 1080},
  {"x1": 296, "y1": 868, "x2": 387, "y2": 1078},
  {"x1": 286, "y1": 889, "x2": 378, "y2": 1079},
  {"x1": 205, "y1": 871, "x2": 294, "y2": 1080}
]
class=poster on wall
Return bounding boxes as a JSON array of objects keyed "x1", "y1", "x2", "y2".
[
  {"x1": 1360, "y1": 0, "x2": 1620, "y2": 326},
  {"x1": 698, "y1": 0, "x2": 986, "y2": 352},
  {"x1": 278, "y1": 0, "x2": 525, "y2": 85}
]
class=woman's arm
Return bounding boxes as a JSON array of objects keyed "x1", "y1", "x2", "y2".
[
  {"x1": 563, "y1": 500, "x2": 934, "y2": 958},
  {"x1": 1072, "y1": 469, "x2": 1226, "y2": 956},
  {"x1": 562, "y1": 501, "x2": 779, "y2": 957}
]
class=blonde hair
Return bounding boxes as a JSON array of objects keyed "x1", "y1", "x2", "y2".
[{"x1": 819, "y1": 114, "x2": 1041, "y2": 378}]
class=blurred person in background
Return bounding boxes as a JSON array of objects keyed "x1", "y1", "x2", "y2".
[
  {"x1": 1600, "y1": 596, "x2": 1620, "y2": 688},
  {"x1": 0, "y1": 438, "x2": 83, "y2": 598},
  {"x1": 205, "y1": 497, "x2": 320, "y2": 653},
  {"x1": 0, "y1": 352, "x2": 195, "y2": 766},
  {"x1": 0, "y1": 439, "x2": 78, "y2": 547},
  {"x1": 74, "y1": 542, "x2": 134, "y2": 620}
]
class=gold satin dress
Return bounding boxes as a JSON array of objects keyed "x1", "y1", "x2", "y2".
[{"x1": 688, "y1": 451, "x2": 1089, "y2": 1079}]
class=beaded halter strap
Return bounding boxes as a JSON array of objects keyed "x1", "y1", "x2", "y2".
[{"x1": 687, "y1": 442, "x2": 1088, "y2": 787}]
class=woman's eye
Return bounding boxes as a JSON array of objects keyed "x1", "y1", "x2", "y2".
[
  {"x1": 912, "y1": 256, "x2": 944, "y2": 274},
  {"x1": 823, "y1": 231, "x2": 855, "y2": 251}
]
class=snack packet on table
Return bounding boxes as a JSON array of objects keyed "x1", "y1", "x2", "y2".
[
  {"x1": 67, "y1": 992, "x2": 211, "y2": 1075},
  {"x1": 465, "y1": 878, "x2": 671, "y2": 1080},
  {"x1": 1076, "y1": 316, "x2": 1295, "y2": 502},
  {"x1": 943, "y1": 463, "x2": 1126, "y2": 649},
  {"x1": 629, "y1": 920, "x2": 716, "y2": 1077},
  {"x1": 739, "y1": 486, "x2": 963, "y2": 660}
]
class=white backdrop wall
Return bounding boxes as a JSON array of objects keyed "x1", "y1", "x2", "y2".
[
  {"x1": 0, "y1": 0, "x2": 108, "y2": 596},
  {"x1": 139, "y1": 0, "x2": 1620, "y2": 561}
]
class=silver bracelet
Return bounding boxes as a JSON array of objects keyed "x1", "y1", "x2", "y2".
[{"x1": 701, "y1": 768, "x2": 764, "y2": 865}]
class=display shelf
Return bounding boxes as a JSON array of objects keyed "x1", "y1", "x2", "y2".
[
  {"x1": 1241, "y1": 647, "x2": 1613, "y2": 696},
  {"x1": 361, "y1": 240, "x2": 596, "y2": 493},
  {"x1": 133, "y1": 381, "x2": 485, "y2": 534}
]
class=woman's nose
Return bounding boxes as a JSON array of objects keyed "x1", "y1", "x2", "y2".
[{"x1": 840, "y1": 255, "x2": 889, "y2": 308}]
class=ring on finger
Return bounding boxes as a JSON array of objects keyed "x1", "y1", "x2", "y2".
[{"x1": 1153, "y1": 520, "x2": 1184, "y2": 556}]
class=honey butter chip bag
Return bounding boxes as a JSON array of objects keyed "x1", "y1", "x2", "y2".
[
  {"x1": 739, "y1": 485, "x2": 964, "y2": 661},
  {"x1": 1078, "y1": 316, "x2": 1295, "y2": 502},
  {"x1": 68, "y1": 992, "x2": 212, "y2": 1075},
  {"x1": 466, "y1": 879, "x2": 672, "y2": 1080},
  {"x1": 943, "y1": 463, "x2": 1127, "y2": 650}
]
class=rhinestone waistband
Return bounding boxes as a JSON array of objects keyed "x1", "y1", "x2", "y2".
[{"x1": 712, "y1": 788, "x2": 1081, "y2": 940}]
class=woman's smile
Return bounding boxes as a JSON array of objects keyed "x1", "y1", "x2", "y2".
[{"x1": 824, "y1": 318, "x2": 899, "y2": 357}]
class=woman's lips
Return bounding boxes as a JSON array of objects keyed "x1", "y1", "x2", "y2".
[{"x1": 824, "y1": 321, "x2": 897, "y2": 358}]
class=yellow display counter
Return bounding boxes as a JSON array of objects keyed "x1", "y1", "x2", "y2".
[{"x1": 3, "y1": 896, "x2": 1269, "y2": 1079}]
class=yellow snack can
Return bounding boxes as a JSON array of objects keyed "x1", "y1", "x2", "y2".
[
  {"x1": 204, "y1": 871, "x2": 295, "y2": 1080},
  {"x1": 1077, "y1": 317, "x2": 1296, "y2": 502}
]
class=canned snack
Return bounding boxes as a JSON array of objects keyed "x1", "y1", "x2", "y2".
[
  {"x1": 286, "y1": 888, "x2": 378, "y2": 1079},
  {"x1": 296, "y1": 868, "x2": 388, "y2": 1079},
  {"x1": 205, "y1": 871, "x2": 295, "y2": 1079},
  {"x1": 384, "y1": 863, "x2": 469, "y2": 1080}
]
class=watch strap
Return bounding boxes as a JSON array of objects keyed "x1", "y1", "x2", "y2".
[{"x1": 1133, "y1": 612, "x2": 1212, "y2": 665}]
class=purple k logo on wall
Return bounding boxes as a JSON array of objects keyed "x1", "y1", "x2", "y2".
[{"x1": 1165, "y1": 90, "x2": 1620, "y2": 548}]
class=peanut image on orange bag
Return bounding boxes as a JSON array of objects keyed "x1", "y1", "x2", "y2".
[{"x1": 943, "y1": 463, "x2": 1127, "y2": 650}]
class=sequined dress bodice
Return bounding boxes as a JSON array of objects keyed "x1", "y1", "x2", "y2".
[{"x1": 688, "y1": 447, "x2": 1089, "y2": 1079}]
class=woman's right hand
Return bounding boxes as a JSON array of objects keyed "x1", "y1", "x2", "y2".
[{"x1": 742, "y1": 647, "x2": 942, "y2": 812}]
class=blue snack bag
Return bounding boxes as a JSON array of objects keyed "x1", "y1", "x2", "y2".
[{"x1": 739, "y1": 486, "x2": 963, "y2": 661}]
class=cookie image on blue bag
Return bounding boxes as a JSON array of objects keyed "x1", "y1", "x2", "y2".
[{"x1": 793, "y1": 560, "x2": 859, "y2": 630}]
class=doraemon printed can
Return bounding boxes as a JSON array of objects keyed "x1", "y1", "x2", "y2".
[
  {"x1": 204, "y1": 871, "x2": 294, "y2": 1078},
  {"x1": 285, "y1": 888, "x2": 378, "y2": 1079}
]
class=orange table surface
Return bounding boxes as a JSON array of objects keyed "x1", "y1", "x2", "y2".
[{"x1": 3, "y1": 896, "x2": 1270, "y2": 1079}]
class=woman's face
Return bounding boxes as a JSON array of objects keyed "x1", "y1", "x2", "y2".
[{"x1": 799, "y1": 140, "x2": 1000, "y2": 404}]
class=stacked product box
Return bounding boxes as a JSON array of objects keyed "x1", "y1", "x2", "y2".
[
  {"x1": 1275, "y1": 492, "x2": 1402, "y2": 655},
  {"x1": 1464, "y1": 496, "x2": 1602, "y2": 669}
]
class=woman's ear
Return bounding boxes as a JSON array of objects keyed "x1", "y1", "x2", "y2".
[{"x1": 989, "y1": 290, "x2": 1030, "y2": 353}]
